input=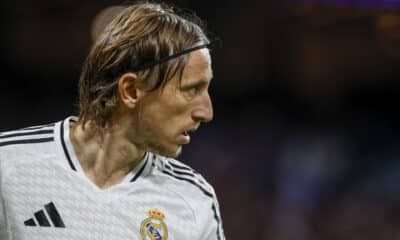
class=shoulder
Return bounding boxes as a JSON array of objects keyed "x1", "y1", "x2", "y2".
[
  {"x1": 150, "y1": 153, "x2": 225, "y2": 239},
  {"x1": 0, "y1": 122, "x2": 57, "y2": 163},
  {"x1": 151, "y1": 154, "x2": 216, "y2": 200},
  {"x1": 0, "y1": 122, "x2": 56, "y2": 148}
]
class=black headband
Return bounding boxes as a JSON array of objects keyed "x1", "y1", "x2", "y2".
[{"x1": 129, "y1": 39, "x2": 221, "y2": 72}]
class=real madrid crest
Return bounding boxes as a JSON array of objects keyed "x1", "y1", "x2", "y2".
[{"x1": 140, "y1": 209, "x2": 168, "y2": 240}]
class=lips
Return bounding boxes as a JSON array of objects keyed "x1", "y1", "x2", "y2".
[
  {"x1": 179, "y1": 127, "x2": 198, "y2": 144},
  {"x1": 182, "y1": 127, "x2": 198, "y2": 136}
]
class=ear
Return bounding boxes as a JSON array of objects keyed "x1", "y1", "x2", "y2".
[{"x1": 118, "y1": 73, "x2": 143, "y2": 109}]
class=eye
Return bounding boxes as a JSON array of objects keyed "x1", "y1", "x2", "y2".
[
  {"x1": 182, "y1": 85, "x2": 202, "y2": 99},
  {"x1": 181, "y1": 80, "x2": 210, "y2": 100},
  {"x1": 187, "y1": 86, "x2": 200, "y2": 97}
]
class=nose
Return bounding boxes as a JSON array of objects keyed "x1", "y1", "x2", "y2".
[{"x1": 191, "y1": 91, "x2": 214, "y2": 123}]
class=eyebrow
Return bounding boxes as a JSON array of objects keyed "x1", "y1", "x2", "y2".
[{"x1": 181, "y1": 78, "x2": 212, "y2": 89}]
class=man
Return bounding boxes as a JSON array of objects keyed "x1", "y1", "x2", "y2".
[{"x1": 0, "y1": 2, "x2": 225, "y2": 239}]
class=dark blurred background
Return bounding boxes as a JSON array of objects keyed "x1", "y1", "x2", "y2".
[{"x1": 1, "y1": 0, "x2": 400, "y2": 239}]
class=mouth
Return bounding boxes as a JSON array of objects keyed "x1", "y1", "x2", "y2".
[{"x1": 180, "y1": 127, "x2": 198, "y2": 144}]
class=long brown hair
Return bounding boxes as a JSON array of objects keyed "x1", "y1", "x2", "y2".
[{"x1": 78, "y1": 2, "x2": 209, "y2": 128}]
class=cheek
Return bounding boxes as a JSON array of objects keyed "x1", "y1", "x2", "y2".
[
  {"x1": 139, "y1": 91, "x2": 191, "y2": 133},
  {"x1": 138, "y1": 105, "x2": 174, "y2": 137},
  {"x1": 145, "y1": 98, "x2": 187, "y2": 123},
  {"x1": 143, "y1": 110, "x2": 188, "y2": 141}
]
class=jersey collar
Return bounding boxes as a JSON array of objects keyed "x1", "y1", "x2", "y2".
[{"x1": 59, "y1": 116, "x2": 153, "y2": 184}]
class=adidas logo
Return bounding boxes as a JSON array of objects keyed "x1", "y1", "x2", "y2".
[{"x1": 24, "y1": 202, "x2": 65, "y2": 228}]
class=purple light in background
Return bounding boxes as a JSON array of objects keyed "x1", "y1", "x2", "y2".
[{"x1": 281, "y1": 0, "x2": 400, "y2": 9}]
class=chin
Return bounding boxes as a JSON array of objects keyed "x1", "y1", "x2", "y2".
[
  {"x1": 164, "y1": 146, "x2": 182, "y2": 158},
  {"x1": 172, "y1": 146, "x2": 182, "y2": 158}
]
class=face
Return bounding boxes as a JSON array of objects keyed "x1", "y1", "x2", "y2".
[{"x1": 132, "y1": 48, "x2": 214, "y2": 158}]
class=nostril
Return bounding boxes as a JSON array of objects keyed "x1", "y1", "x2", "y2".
[
  {"x1": 192, "y1": 109, "x2": 213, "y2": 123},
  {"x1": 191, "y1": 109, "x2": 205, "y2": 121}
]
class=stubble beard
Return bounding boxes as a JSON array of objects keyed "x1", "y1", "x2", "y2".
[
  {"x1": 135, "y1": 115, "x2": 182, "y2": 159},
  {"x1": 145, "y1": 137, "x2": 182, "y2": 159}
]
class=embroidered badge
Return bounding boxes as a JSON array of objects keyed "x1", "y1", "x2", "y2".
[{"x1": 140, "y1": 209, "x2": 168, "y2": 240}]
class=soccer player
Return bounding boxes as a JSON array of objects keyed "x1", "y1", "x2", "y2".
[{"x1": 0, "y1": 2, "x2": 225, "y2": 239}]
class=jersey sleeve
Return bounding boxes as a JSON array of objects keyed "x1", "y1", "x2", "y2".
[{"x1": 196, "y1": 190, "x2": 225, "y2": 240}]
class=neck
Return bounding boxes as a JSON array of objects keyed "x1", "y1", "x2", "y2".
[{"x1": 70, "y1": 121, "x2": 146, "y2": 189}]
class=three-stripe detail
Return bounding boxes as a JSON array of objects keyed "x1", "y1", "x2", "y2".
[
  {"x1": 24, "y1": 202, "x2": 66, "y2": 228},
  {"x1": 160, "y1": 158, "x2": 223, "y2": 240},
  {"x1": 161, "y1": 166, "x2": 213, "y2": 198},
  {"x1": 0, "y1": 124, "x2": 54, "y2": 147}
]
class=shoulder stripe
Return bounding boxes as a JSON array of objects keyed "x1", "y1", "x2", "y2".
[
  {"x1": 212, "y1": 203, "x2": 222, "y2": 240},
  {"x1": 0, "y1": 129, "x2": 54, "y2": 139},
  {"x1": 60, "y1": 120, "x2": 76, "y2": 171},
  {"x1": 168, "y1": 161, "x2": 194, "y2": 172},
  {"x1": 20, "y1": 123, "x2": 55, "y2": 130},
  {"x1": 0, "y1": 137, "x2": 54, "y2": 147},
  {"x1": 171, "y1": 168, "x2": 196, "y2": 178},
  {"x1": 165, "y1": 161, "x2": 206, "y2": 184},
  {"x1": 160, "y1": 169, "x2": 213, "y2": 198},
  {"x1": 165, "y1": 163, "x2": 196, "y2": 178}
]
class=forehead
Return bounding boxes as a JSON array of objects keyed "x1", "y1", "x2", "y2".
[{"x1": 181, "y1": 48, "x2": 212, "y2": 82}]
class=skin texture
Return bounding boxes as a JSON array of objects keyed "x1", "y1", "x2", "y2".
[{"x1": 70, "y1": 48, "x2": 213, "y2": 189}]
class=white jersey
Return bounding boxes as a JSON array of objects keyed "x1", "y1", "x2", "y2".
[{"x1": 0, "y1": 117, "x2": 224, "y2": 240}]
